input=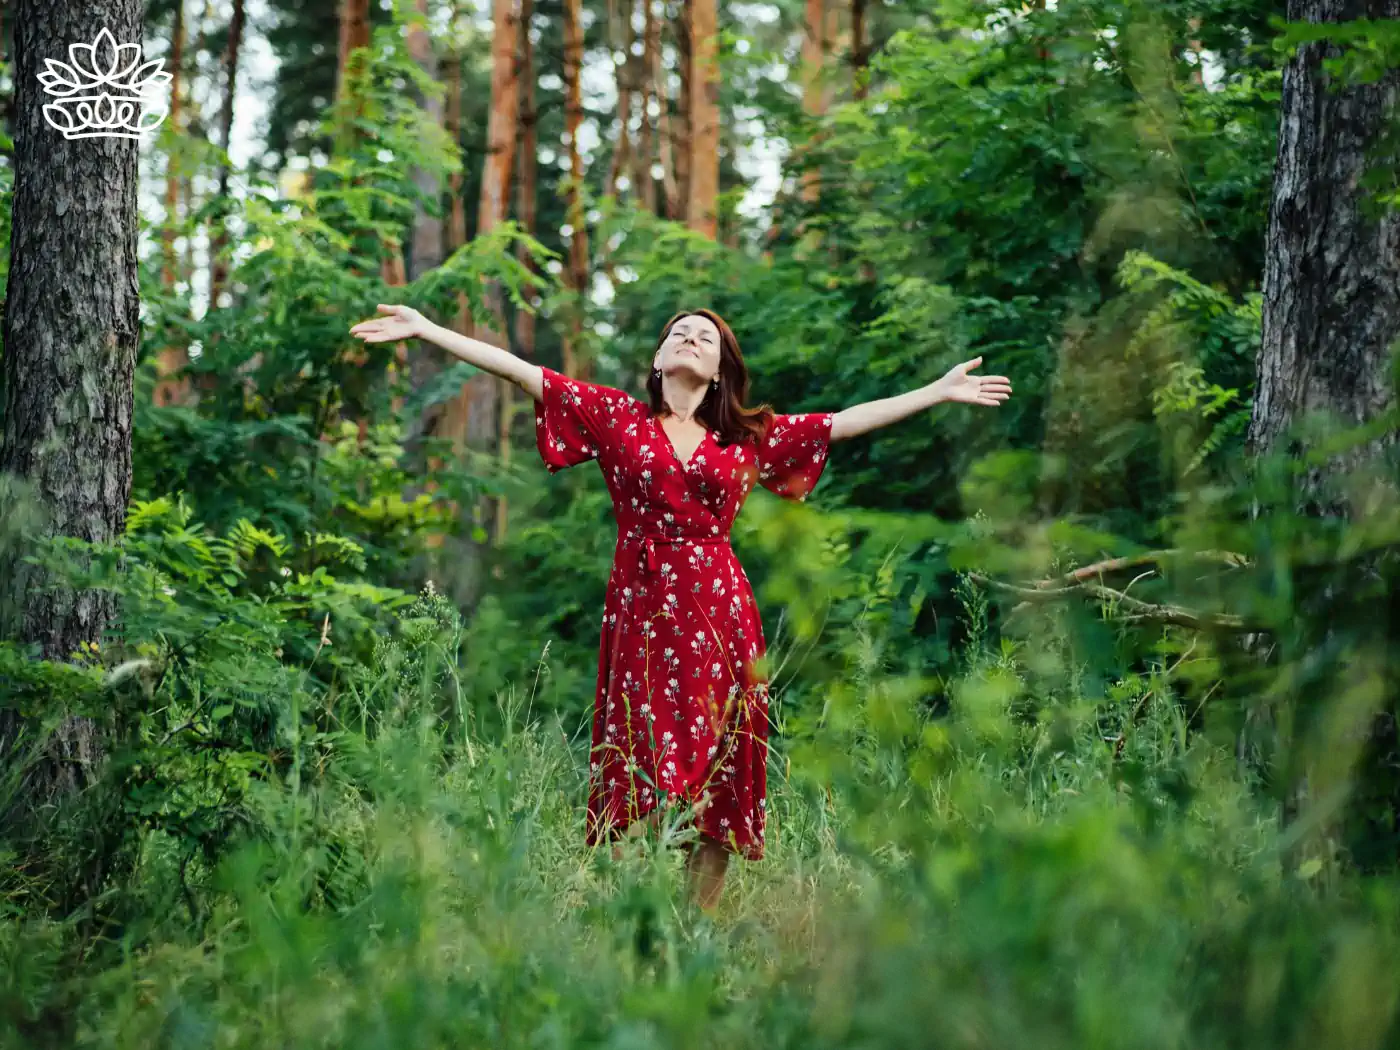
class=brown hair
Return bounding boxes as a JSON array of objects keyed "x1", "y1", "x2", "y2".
[{"x1": 646, "y1": 308, "x2": 774, "y2": 448}]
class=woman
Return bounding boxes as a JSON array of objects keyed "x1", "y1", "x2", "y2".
[{"x1": 350, "y1": 304, "x2": 1012, "y2": 908}]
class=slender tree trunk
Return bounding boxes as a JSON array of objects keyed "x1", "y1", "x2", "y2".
[
  {"x1": 604, "y1": 0, "x2": 633, "y2": 201},
  {"x1": 796, "y1": 0, "x2": 838, "y2": 263},
  {"x1": 499, "y1": 0, "x2": 539, "y2": 544},
  {"x1": 423, "y1": 6, "x2": 471, "y2": 552},
  {"x1": 851, "y1": 0, "x2": 868, "y2": 100},
  {"x1": 651, "y1": 0, "x2": 679, "y2": 219},
  {"x1": 635, "y1": 0, "x2": 659, "y2": 213},
  {"x1": 685, "y1": 0, "x2": 717, "y2": 237},
  {"x1": 1246, "y1": 0, "x2": 1400, "y2": 875},
  {"x1": 154, "y1": 1, "x2": 189, "y2": 407},
  {"x1": 563, "y1": 0, "x2": 589, "y2": 378},
  {"x1": 208, "y1": 0, "x2": 245, "y2": 311},
  {"x1": 1, "y1": 2, "x2": 142, "y2": 798},
  {"x1": 673, "y1": 0, "x2": 691, "y2": 220},
  {"x1": 402, "y1": 0, "x2": 446, "y2": 440},
  {"x1": 337, "y1": 0, "x2": 371, "y2": 105},
  {"x1": 442, "y1": 0, "x2": 523, "y2": 592}
]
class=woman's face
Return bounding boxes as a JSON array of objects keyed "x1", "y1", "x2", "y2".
[{"x1": 655, "y1": 314, "x2": 722, "y2": 382}]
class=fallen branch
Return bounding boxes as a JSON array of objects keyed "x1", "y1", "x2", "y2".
[
  {"x1": 1033, "y1": 549, "x2": 1250, "y2": 589},
  {"x1": 968, "y1": 572, "x2": 1259, "y2": 632}
]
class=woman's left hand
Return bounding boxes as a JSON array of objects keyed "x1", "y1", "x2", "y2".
[{"x1": 934, "y1": 357, "x2": 1013, "y2": 407}]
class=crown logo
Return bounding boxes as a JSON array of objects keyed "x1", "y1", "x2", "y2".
[{"x1": 39, "y1": 28, "x2": 171, "y2": 140}]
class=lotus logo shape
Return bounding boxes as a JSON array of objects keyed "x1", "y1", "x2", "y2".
[{"x1": 38, "y1": 27, "x2": 170, "y2": 140}]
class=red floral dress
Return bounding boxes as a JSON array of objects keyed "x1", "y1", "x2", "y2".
[{"x1": 533, "y1": 365, "x2": 833, "y2": 859}]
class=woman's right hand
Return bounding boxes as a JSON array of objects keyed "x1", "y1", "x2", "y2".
[{"x1": 349, "y1": 304, "x2": 430, "y2": 343}]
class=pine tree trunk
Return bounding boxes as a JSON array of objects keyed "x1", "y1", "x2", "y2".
[
  {"x1": 1247, "y1": 0, "x2": 1400, "y2": 478},
  {"x1": 499, "y1": 0, "x2": 539, "y2": 544},
  {"x1": 402, "y1": 0, "x2": 446, "y2": 440},
  {"x1": 672, "y1": 0, "x2": 691, "y2": 220},
  {"x1": 635, "y1": 0, "x2": 659, "y2": 213},
  {"x1": 208, "y1": 0, "x2": 244, "y2": 313},
  {"x1": 604, "y1": 0, "x2": 633, "y2": 201},
  {"x1": 1246, "y1": 0, "x2": 1400, "y2": 875},
  {"x1": 851, "y1": 0, "x2": 868, "y2": 100},
  {"x1": 337, "y1": 0, "x2": 371, "y2": 105},
  {"x1": 685, "y1": 0, "x2": 717, "y2": 238},
  {"x1": 0, "y1": 0, "x2": 142, "y2": 797},
  {"x1": 651, "y1": 0, "x2": 679, "y2": 219},
  {"x1": 154, "y1": 0, "x2": 189, "y2": 407},
  {"x1": 563, "y1": 0, "x2": 589, "y2": 378}
]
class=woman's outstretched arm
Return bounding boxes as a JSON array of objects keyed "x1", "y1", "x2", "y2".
[
  {"x1": 828, "y1": 356, "x2": 1012, "y2": 443},
  {"x1": 350, "y1": 304, "x2": 545, "y2": 401}
]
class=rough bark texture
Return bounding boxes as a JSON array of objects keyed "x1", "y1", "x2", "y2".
[
  {"x1": 685, "y1": 0, "x2": 717, "y2": 238},
  {"x1": 1245, "y1": 0, "x2": 1400, "y2": 875},
  {"x1": 1, "y1": 0, "x2": 143, "y2": 794},
  {"x1": 1247, "y1": 0, "x2": 1400, "y2": 487}
]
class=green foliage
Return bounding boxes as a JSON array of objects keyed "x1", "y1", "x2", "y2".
[{"x1": 5, "y1": 1, "x2": 1400, "y2": 1046}]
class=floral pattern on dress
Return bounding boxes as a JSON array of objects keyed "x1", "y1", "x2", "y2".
[{"x1": 533, "y1": 364, "x2": 833, "y2": 859}]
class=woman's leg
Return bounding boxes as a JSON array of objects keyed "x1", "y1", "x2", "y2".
[
  {"x1": 684, "y1": 836, "x2": 730, "y2": 910},
  {"x1": 612, "y1": 808, "x2": 662, "y2": 860}
]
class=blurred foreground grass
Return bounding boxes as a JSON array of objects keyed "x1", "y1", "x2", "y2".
[{"x1": 5, "y1": 646, "x2": 1398, "y2": 1049}]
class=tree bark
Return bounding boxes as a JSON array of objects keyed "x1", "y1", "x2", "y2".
[
  {"x1": 651, "y1": 0, "x2": 679, "y2": 219},
  {"x1": 672, "y1": 0, "x2": 691, "y2": 220},
  {"x1": 635, "y1": 0, "x2": 659, "y2": 213},
  {"x1": 685, "y1": 0, "x2": 717, "y2": 238},
  {"x1": 1246, "y1": 0, "x2": 1400, "y2": 876},
  {"x1": 604, "y1": 0, "x2": 633, "y2": 201},
  {"x1": 498, "y1": 0, "x2": 539, "y2": 544},
  {"x1": 154, "y1": 0, "x2": 189, "y2": 407},
  {"x1": 562, "y1": 0, "x2": 589, "y2": 378},
  {"x1": 1247, "y1": 0, "x2": 1400, "y2": 482},
  {"x1": 1, "y1": 1, "x2": 142, "y2": 797},
  {"x1": 336, "y1": 0, "x2": 371, "y2": 105},
  {"x1": 208, "y1": 0, "x2": 245, "y2": 312},
  {"x1": 402, "y1": 0, "x2": 446, "y2": 442}
]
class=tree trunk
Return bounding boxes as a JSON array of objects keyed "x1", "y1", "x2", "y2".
[
  {"x1": 1247, "y1": 0, "x2": 1400, "y2": 477},
  {"x1": 336, "y1": 0, "x2": 371, "y2": 105},
  {"x1": 154, "y1": 0, "x2": 189, "y2": 407},
  {"x1": 851, "y1": 0, "x2": 868, "y2": 100},
  {"x1": 604, "y1": 0, "x2": 633, "y2": 201},
  {"x1": 1246, "y1": 0, "x2": 1400, "y2": 875},
  {"x1": 685, "y1": 0, "x2": 717, "y2": 238},
  {"x1": 635, "y1": 0, "x2": 659, "y2": 213},
  {"x1": 650, "y1": 0, "x2": 679, "y2": 219},
  {"x1": 0, "y1": 2, "x2": 142, "y2": 797},
  {"x1": 563, "y1": 0, "x2": 589, "y2": 378},
  {"x1": 672, "y1": 0, "x2": 691, "y2": 220},
  {"x1": 445, "y1": 0, "x2": 522, "y2": 601},
  {"x1": 208, "y1": 0, "x2": 245, "y2": 312},
  {"x1": 499, "y1": 0, "x2": 539, "y2": 545},
  {"x1": 402, "y1": 0, "x2": 446, "y2": 446}
]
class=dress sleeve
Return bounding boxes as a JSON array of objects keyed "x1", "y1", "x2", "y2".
[
  {"x1": 756, "y1": 411, "x2": 834, "y2": 501},
  {"x1": 533, "y1": 365, "x2": 635, "y2": 473}
]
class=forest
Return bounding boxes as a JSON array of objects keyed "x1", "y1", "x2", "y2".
[{"x1": 1, "y1": 0, "x2": 1400, "y2": 1045}]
